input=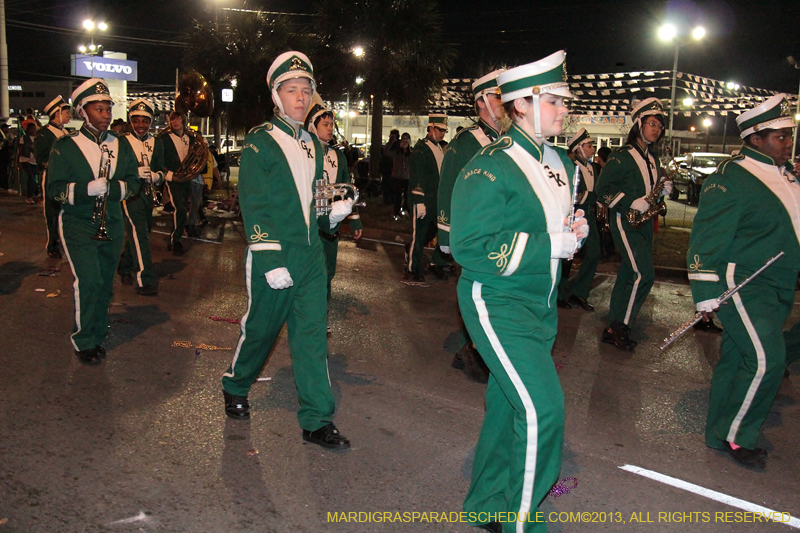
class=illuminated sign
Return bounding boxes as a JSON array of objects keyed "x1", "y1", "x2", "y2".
[
  {"x1": 221, "y1": 89, "x2": 233, "y2": 103},
  {"x1": 8, "y1": 85, "x2": 22, "y2": 91},
  {"x1": 71, "y1": 54, "x2": 138, "y2": 81}
]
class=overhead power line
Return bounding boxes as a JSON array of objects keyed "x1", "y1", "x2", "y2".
[{"x1": 6, "y1": 20, "x2": 189, "y2": 48}]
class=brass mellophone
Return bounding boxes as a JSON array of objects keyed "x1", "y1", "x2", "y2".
[
  {"x1": 314, "y1": 181, "x2": 365, "y2": 216},
  {"x1": 91, "y1": 146, "x2": 113, "y2": 241}
]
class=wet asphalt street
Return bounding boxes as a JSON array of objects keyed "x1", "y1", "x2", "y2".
[{"x1": 1, "y1": 193, "x2": 799, "y2": 533}]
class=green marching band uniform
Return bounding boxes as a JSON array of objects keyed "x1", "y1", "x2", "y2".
[
  {"x1": 557, "y1": 128, "x2": 600, "y2": 308},
  {"x1": 438, "y1": 69, "x2": 503, "y2": 382},
  {"x1": 46, "y1": 78, "x2": 141, "y2": 364},
  {"x1": 305, "y1": 100, "x2": 362, "y2": 303},
  {"x1": 407, "y1": 114, "x2": 449, "y2": 279},
  {"x1": 221, "y1": 52, "x2": 352, "y2": 449},
  {"x1": 688, "y1": 94, "x2": 800, "y2": 466},
  {"x1": 34, "y1": 95, "x2": 71, "y2": 258},
  {"x1": 595, "y1": 97, "x2": 665, "y2": 349},
  {"x1": 452, "y1": 51, "x2": 580, "y2": 532},
  {"x1": 118, "y1": 99, "x2": 166, "y2": 295},
  {"x1": 162, "y1": 116, "x2": 195, "y2": 253}
]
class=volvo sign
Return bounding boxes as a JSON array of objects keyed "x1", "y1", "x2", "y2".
[{"x1": 71, "y1": 54, "x2": 138, "y2": 81}]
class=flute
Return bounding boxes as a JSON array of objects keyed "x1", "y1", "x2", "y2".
[{"x1": 566, "y1": 164, "x2": 582, "y2": 230}]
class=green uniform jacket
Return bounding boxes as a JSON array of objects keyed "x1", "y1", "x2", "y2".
[
  {"x1": 323, "y1": 143, "x2": 362, "y2": 232},
  {"x1": 409, "y1": 136, "x2": 443, "y2": 210},
  {"x1": 240, "y1": 115, "x2": 335, "y2": 277},
  {"x1": 451, "y1": 123, "x2": 575, "y2": 295},
  {"x1": 46, "y1": 127, "x2": 140, "y2": 223},
  {"x1": 595, "y1": 143, "x2": 661, "y2": 215},
  {"x1": 688, "y1": 145, "x2": 800, "y2": 303},
  {"x1": 160, "y1": 129, "x2": 196, "y2": 178},
  {"x1": 438, "y1": 120, "x2": 500, "y2": 248},
  {"x1": 34, "y1": 124, "x2": 66, "y2": 169}
]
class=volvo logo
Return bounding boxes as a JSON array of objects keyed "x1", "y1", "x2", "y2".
[{"x1": 83, "y1": 61, "x2": 133, "y2": 75}]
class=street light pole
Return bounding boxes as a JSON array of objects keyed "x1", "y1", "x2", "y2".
[{"x1": 668, "y1": 43, "x2": 680, "y2": 148}]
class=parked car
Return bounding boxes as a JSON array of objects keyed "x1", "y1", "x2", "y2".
[{"x1": 666, "y1": 152, "x2": 729, "y2": 205}]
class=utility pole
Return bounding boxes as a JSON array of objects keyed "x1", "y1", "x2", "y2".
[{"x1": 0, "y1": 0, "x2": 10, "y2": 118}]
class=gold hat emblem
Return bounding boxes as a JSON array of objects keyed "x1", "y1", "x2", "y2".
[
  {"x1": 780, "y1": 99, "x2": 790, "y2": 117},
  {"x1": 95, "y1": 82, "x2": 108, "y2": 94},
  {"x1": 289, "y1": 57, "x2": 306, "y2": 71}
]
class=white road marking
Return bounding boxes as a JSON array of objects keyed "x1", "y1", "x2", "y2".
[
  {"x1": 619, "y1": 464, "x2": 800, "y2": 528},
  {"x1": 109, "y1": 511, "x2": 150, "y2": 525}
]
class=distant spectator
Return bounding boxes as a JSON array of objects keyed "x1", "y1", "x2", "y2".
[
  {"x1": 19, "y1": 120, "x2": 39, "y2": 203},
  {"x1": 388, "y1": 132, "x2": 411, "y2": 217},
  {"x1": 381, "y1": 129, "x2": 399, "y2": 205}
]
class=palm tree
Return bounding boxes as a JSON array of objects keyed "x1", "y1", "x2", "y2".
[
  {"x1": 312, "y1": 0, "x2": 455, "y2": 179},
  {"x1": 183, "y1": 7, "x2": 308, "y2": 140}
]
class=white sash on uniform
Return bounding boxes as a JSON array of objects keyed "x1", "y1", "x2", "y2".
[
  {"x1": 629, "y1": 147, "x2": 655, "y2": 195},
  {"x1": 72, "y1": 133, "x2": 120, "y2": 179},
  {"x1": 425, "y1": 139, "x2": 444, "y2": 173},
  {"x1": 268, "y1": 127, "x2": 316, "y2": 227},
  {"x1": 738, "y1": 157, "x2": 800, "y2": 247}
]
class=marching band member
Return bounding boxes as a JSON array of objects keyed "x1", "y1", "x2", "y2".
[
  {"x1": 595, "y1": 98, "x2": 672, "y2": 351},
  {"x1": 46, "y1": 78, "x2": 140, "y2": 365},
  {"x1": 34, "y1": 95, "x2": 72, "y2": 258},
  {"x1": 451, "y1": 51, "x2": 588, "y2": 533},
  {"x1": 305, "y1": 98, "x2": 362, "y2": 320},
  {"x1": 688, "y1": 94, "x2": 800, "y2": 470},
  {"x1": 406, "y1": 113, "x2": 449, "y2": 281},
  {"x1": 221, "y1": 52, "x2": 354, "y2": 450},
  {"x1": 161, "y1": 111, "x2": 196, "y2": 256},
  {"x1": 118, "y1": 99, "x2": 165, "y2": 296},
  {"x1": 556, "y1": 128, "x2": 600, "y2": 311},
  {"x1": 438, "y1": 69, "x2": 504, "y2": 383}
]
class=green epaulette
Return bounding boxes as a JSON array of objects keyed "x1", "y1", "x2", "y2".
[
  {"x1": 717, "y1": 154, "x2": 745, "y2": 174},
  {"x1": 248, "y1": 122, "x2": 274, "y2": 135},
  {"x1": 479, "y1": 136, "x2": 513, "y2": 157}
]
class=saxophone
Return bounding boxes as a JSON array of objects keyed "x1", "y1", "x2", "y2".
[{"x1": 625, "y1": 147, "x2": 675, "y2": 228}]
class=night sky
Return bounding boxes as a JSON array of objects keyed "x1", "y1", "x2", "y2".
[{"x1": 6, "y1": 0, "x2": 800, "y2": 93}]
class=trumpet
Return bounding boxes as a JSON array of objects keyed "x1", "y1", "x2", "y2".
[
  {"x1": 314, "y1": 181, "x2": 365, "y2": 216},
  {"x1": 91, "y1": 145, "x2": 112, "y2": 241},
  {"x1": 141, "y1": 153, "x2": 156, "y2": 204}
]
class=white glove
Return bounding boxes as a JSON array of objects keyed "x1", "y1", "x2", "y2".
[
  {"x1": 570, "y1": 216, "x2": 589, "y2": 241},
  {"x1": 265, "y1": 267, "x2": 293, "y2": 290},
  {"x1": 630, "y1": 197, "x2": 649, "y2": 213},
  {"x1": 549, "y1": 232, "x2": 578, "y2": 259},
  {"x1": 87, "y1": 178, "x2": 108, "y2": 197},
  {"x1": 138, "y1": 167, "x2": 152, "y2": 181},
  {"x1": 439, "y1": 245, "x2": 451, "y2": 254},
  {"x1": 661, "y1": 180, "x2": 673, "y2": 198},
  {"x1": 329, "y1": 198, "x2": 355, "y2": 225},
  {"x1": 696, "y1": 299, "x2": 718, "y2": 313},
  {"x1": 416, "y1": 204, "x2": 427, "y2": 219}
]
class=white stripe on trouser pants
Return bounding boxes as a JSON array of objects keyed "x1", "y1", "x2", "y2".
[
  {"x1": 472, "y1": 281, "x2": 538, "y2": 533},
  {"x1": 725, "y1": 263, "x2": 767, "y2": 443},
  {"x1": 57, "y1": 211, "x2": 82, "y2": 351},
  {"x1": 615, "y1": 213, "x2": 641, "y2": 325},
  {"x1": 223, "y1": 249, "x2": 254, "y2": 379},
  {"x1": 123, "y1": 202, "x2": 145, "y2": 287}
]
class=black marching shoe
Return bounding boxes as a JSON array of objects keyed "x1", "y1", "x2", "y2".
[
  {"x1": 223, "y1": 391, "x2": 250, "y2": 420},
  {"x1": 569, "y1": 295, "x2": 595, "y2": 311},
  {"x1": 427, "y1": 264, "x2": 449, "y2": 280},
  {"x1": 693, "y1": 319, "x2": 723, "y2": 333},
  {"x1": 47, "y1": 249, "x2": 62, "y2": 259},
  {"x1": 602, "y1": 322, "x2": 636, "y2": 351},
  {"x1": 95, "y1": 345, "x2": 107, "y2": 359},
  {"x1": 135, "y1": 284, "x2": 158, "y2": 296},
  {"x1": 75, "y1": 348, "x2": 102, "y2": 366},
  {"x1": 170, "y1": 242, "x2": 185, "y2": 256},
  {"x1": 302, "y1": 423, "x2": 351, "y2": 450},
  {"x1": 119, "y1": 272, "x2": 134, "y2": 286},
  {"x1": 403, "y1": 270, "x2": 425, "y2": 282},
  {"x1": 727, "y1": 444, "x2": 767, "y2": 470},
  {"x1": 480, "y1": 522, "x2": 503, "y2": 533},
  {"x1": 556, "y1": 299, "x2": 571, "y2": 309},
  {"x1": 454, "y1": 344, "x2": 490, "y2": 384}
]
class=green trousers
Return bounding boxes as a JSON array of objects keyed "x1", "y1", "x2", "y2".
[
  {"x1": 608, "y1": 213, "x2": 654, "y2": 326},
  {"x1": 120, "y1": 185, "x2": 156, "y2": 288},
  {"x1": 41, "y1": 171, "x2": 61, "y2": 254},
  {"x1": 222, "y1": 242, "x2": 336, "y2": 432},
  {"x1": 557, "y1": 204, "x2": 600, "y2": 301},
  {"x1": 407, "y1": 203, "x2": 446, "y2": 276},
  {"x1": 166, "y1": 180, "x2": 191, "y2": 246},
  {"x1": 59, "y1": 212, "x2": 123, "y2": 351},
  {"x1": 706, "y1": 271, "x2": 800, "y2": 450},
  {"x1": 320, "y1": 232, "x2": 338, "y2": 302},
  {"x1": 459, "y1": 278, "x2": 563, "y2": 533}
]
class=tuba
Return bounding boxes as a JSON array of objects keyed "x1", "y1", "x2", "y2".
[{"x1": 158, "y1": 71, "x2": 215, "y2": 182}]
